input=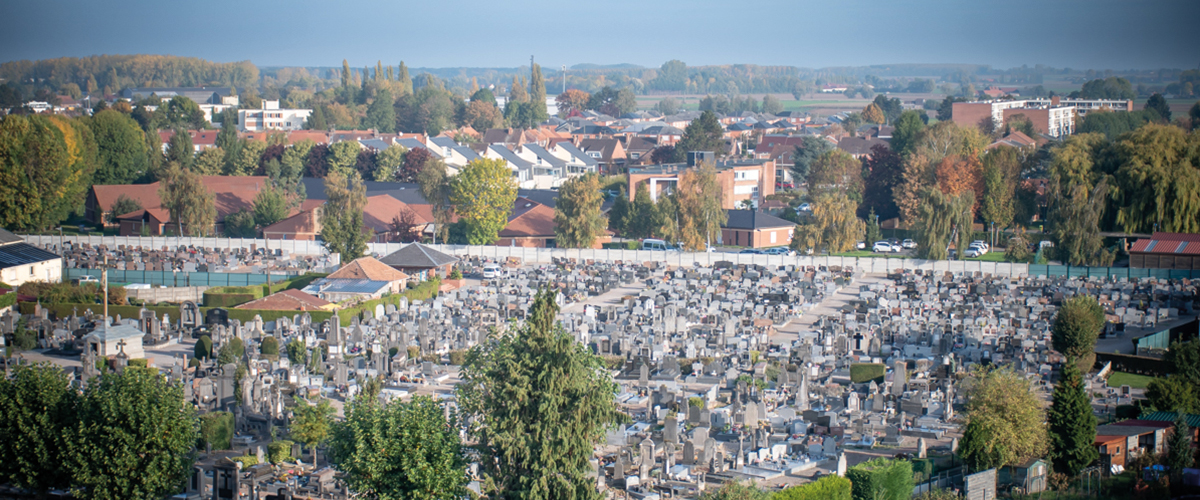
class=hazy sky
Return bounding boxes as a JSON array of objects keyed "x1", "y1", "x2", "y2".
[{"x1": 1, "y1": 0, "x2": 1197, "y2": 71}]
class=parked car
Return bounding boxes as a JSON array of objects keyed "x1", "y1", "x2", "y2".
[
  {"x1": 761, "y1": 247, "x2": 796, "y2": 256},
  {"x1": 901, "y1": 239, "x2": 917, "y2": 249},
  {"x1": 872, "y1": 241, "x2": 895, "y2": 253},
  {"x1": 964, "y1": 246, "x2": 985, "y2": 258},
  {"x1": 739, "y1": 248, "x2": 762, "y2": 254},
  {"x1": 775, "y1": 181, "x2": 795, "y2": 190},
  {"x1": 856, "y1": 241, "x2": 867, "y2": 250},
  {"x1": 797, "y1": 203, "x2": 812, "y2": 212},
  {"x1": 482, "y1": 264, "x2": 504, "y2": 279},
  {"x1": 970, "y1": 241, "x2": 990, "y2": 253},
  {"x1": 642, "y1": 238, "x2": 677, "y2": 251}
]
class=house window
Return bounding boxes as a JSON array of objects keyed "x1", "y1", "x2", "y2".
[
  {"x1": 29, "y1": 266, "x2": 34, "y2": 276},
  {"x1": 770, "y1": 232, "x2": 777, "y2": 244}
]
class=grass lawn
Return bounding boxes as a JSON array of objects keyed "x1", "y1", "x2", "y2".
[
  {"x1": 832, "y1": 251, "x2": 912, "y2": 259},
  {"x1": 962, "y1": 251, "x2": 1008, "y2": 262},
  {"x1": 1107, "y1": 371, "x2": 1155, "y2": 389}
]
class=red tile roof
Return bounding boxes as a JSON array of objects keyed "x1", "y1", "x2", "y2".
[
  {"x1": 327, "y1": 256, "x2": 409, "y2": 281},
  {"x1": 500, "y1": 198, "x2": 556, "y2": 238},
  {"x1": 235, "y1": 289, "x2": 332, "y2": 311},
  {"x1": 1130, "y1": 232, "x2": 1200, "y2": 255}
]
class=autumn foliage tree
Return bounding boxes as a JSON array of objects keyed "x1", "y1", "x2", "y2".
[
  {"x1": 449, "y1": 159, "x2": 517, "y2": 245},
  {"x1": 554, "y1": 89, "x2": 590, "y2": 117},
  {"x1": 674, "y1": 161, "x2": 727, "y2": 251},
  {"x1": 862, "y1": 103, "x2": 886, "y2": 124},
  {"x1": 553, "y1": 173, "x2": 607, "y2": 248}
]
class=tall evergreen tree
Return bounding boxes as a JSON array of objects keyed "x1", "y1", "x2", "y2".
[
  {"x1": 607, "y1": 185, "x2": 630, "y2": 235},
  {"x1": 306, "y1": 105, "x2": 328, "y2": 131},
  {"x1": 397, "y1": 61, "x2": 412, "y2": 96},
  {"x1": 627, "y1": 183, "x2": 656, "y2": 239},
  {"x1": 341, "y1": 59, "x2": 352, "y2": 90},
  {"x1": 1047, "y1": 360, "x2": 1098, "y2": 476},
  {"x1": 674, "y1": 110, "x2": 726, "y2": 162},
  {"x1": 529, "y1": 63, "x2": 549, "y2": 125},
  {"x1": 458, "y1": 289, "x2": 627, "y2": 500},
  {"x1": 1167, "y1": 412, "x2": 1194, "y2": 488}
]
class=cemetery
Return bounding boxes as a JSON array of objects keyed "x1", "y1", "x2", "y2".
[{"x1": 2, "y1": 242, "x2": 1198, "y2": 499}]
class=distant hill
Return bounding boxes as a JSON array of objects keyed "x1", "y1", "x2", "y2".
[{"x1": 570, "y1": 63, "x2": 644, "y2": 70}]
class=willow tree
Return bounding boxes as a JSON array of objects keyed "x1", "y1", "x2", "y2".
[
  {"x1": 1113, "y1": 124, "x2": 1200, "y2": 234},
  {"x1": 791, "y1": 192, "x2": 864, "y2": 254},
  {"x1": 417, "y1": 158, "x2": 454, "y2": 244},
  {"x1": 1048, "y1": 179, "x2": 1114, "y2": 266},
  {"x1": 458, "y1": 289, "x2": 627, "y2": 500},
  {"x1": 675, "y1": 161, "x2": 726, "y2": 251},
  {"x1": 912, "y1": 187, "x2": 974, "y2": 260}
]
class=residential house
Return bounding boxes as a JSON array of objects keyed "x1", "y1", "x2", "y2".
[
  {"x1": 303, "y1": 256, "x2": 409, "y2": 303},
  {"x1": 378, "y1": 243, "x2": 460, "y2": 280},
  {"x1": 576, "y1": 138, "x2": 626, "y2": 174},
  {"x1": 497, "y1": 196, "x2": 558, "y2": 248},
  {"x1": 88, "y1": 176, "x2": 276, "y2": 235},
  {"x1": 837, "y1": 137, "x2": 890, "y2": 159},
  {"x1": 484, "y1": 145, "x2": 536, "y2": 186},
  {"x1": 720, "y1": 210, "x2": 795, "y2": 248},
  {"x1": 1093, "y1": 420, "x2": 1173, "y2": 467},
  {"x1": 624, "y1": 137, "x2": 659, "y2": 164},
  {"x1": 0, "y1": 228, "x2": 62, "y2": 286},
  {"x1": 628, "y1": 158, "x2": 778, "y2": 210}
]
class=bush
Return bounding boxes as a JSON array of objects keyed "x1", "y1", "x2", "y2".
[
  {"x1": 448, "y1": 350, "x2": 466, "y2": 366},
  {"x1": 199, "y1": 411, "x2": 234, "y2": 450},
  {"x1": 449, "y1": 267, "x2": 463, "y2": 280},
  {"x1": 268, "y1": 440, "x2": 294, "y2": 463},
  {"x1": 194, "y1": 335, "x2": 213, "y2": 360},
  {"x1": 229, "y1": 456, "x2": 258, "y2": 468},
  {"x1": 128, "y1": 358, "x2": 148, "y2": 368},
  {"x1": 850, "y1": 363, "x2": 886, "y2": 384},
  {"x1": 188, "y1": 358, "x2": 201, "y2": 368},
  {"x1": 218, "y1": 337, "x2": 244, "y2": 365},
  {"x1": 846, "y1": 457, "x2": 914, "y2": 500},
  {"x1": 203, "y1": 287, "x2": 259, "y2": 308},
  {"x1": 775, "y1": 475, "x2": 852, "y2": 500},
  {"x1": 407, "y1": 346, "x2": 420, "y2": 360},
  {"x1": 260, "y1": 336, "x2": 279, "y2": 356}
]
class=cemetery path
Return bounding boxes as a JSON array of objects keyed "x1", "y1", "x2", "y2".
[
  {"x1": 772, "y1": 273, "x2": 893, "y2": 343},
  {"x1": 562, "y1": 283, "x2": 645, "y2": 314}
]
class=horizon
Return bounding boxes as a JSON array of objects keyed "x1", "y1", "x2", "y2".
[{"x1": 1, "y1": 0, "x2": 1197, "y2": 71}]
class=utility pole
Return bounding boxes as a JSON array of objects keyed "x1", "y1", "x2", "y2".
[{"x1": 562, "y1": 65, "x2": 566, "y2": 94}]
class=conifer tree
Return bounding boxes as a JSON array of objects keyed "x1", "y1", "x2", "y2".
[
  {"x1": 341, "y1": 59, "x2": 352, "y2": 90},
  {"x1": 458, "y1": 289, "x2": 627, "y2": 500},
  {"x1": 529, "y1": 63, "x2": 549, "y2": 125},
  {"x1": 627, "y1": 183, "x2": 656, "y2": 239},
  {"x1": 1167, "y1": 412, "x2": 1194, "y2": 488},
  {"x1": 608, "y1": 185, "x2": 630, "y2": 235},
  {"x1": 1047, "y1": 360, "x2": 1098, "y2": 476},
  {"x1": 397, "y1": 61, "x2": 412, "y2": 95}
]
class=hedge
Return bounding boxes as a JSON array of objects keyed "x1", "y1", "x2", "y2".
[
  {"x1": 846, "y1": 457, "x2": 914, "y2": 500},
  {"x1": 268, "y1": 440, "x2": 294, "y2": 463},
  {"x1": 229, "y1": 456, "x2": 258, "y2": 468},
  {"x1": 204, "y1": 273, "x2": 327, "y2": 308},
  {"x1": 775, "y1": 475, "x2": 852, "y2": 500},
  {"x1": 0, "y1": 292, "x2": 16, "y2": 310},
  {"x1": 200, "y1": 411, "x2": 234, "y2": 450},
  {"x1": 850, "y1": 363, "x2": 886, "y2": 384},
  {"x1": 20, "y1": 302, "x2": 334, "y2": 325},
  {"x1": 336, "y1": 277, "x2": 440, "y2": 326}
]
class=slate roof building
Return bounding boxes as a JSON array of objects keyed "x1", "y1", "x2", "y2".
[
  {"x1": 303, "y1": 256, "x2": 409, "y2": 302},
  {"x1": 720, "y1": 210, "x2": 796, "y2": 249},
  {"x1": 0, "y1": 228, "x2": 63, "y2": 286},
  {"x1": 378, "y1": 243, "x2": 460, "y2": 280}
]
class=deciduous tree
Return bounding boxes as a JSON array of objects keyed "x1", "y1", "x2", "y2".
[
  {"x1": 627, "y1": 183, "x2": 657, "y2": 240},
  {"x1": 165, "y1": 128, "x2": 193, "y2": 168},
  {"x1": 808, "y1": 149, "x2": 863, "y2": 199},
  {"x1": 675, "y1": 161, "x2": 727, "y2": 250},
  {"x1": 553, "y1": 173, "x2": 607, "y2": 248},
  {"x1": 891, "y1": 110, "x2": 926, "y2": 157},
  {"x1": 253, "y1": 183, "x2": 289, "y2": 228},
  {"x1": 790, "y1": 192, "x2": 864, "y2": 254},
  {"x1": 791, "y1": 135, "x2": 832, "y2": 186},
  {"x1": 449, "y1": 159, "x2": 517, "y2": 245},
  {"x1": 320, "y1": 171, "x2": 371, "y2": 262},
  {"x1": 862, "y1": 103, "x2": 886, "y2": 124},
  {"x1": 912, "y1": 187, "x2": 974, "y2": 260},
  {"x1": 87, "y1": 109, "x2": 148, "y2": 184},
  {"x1": 607, "y1": 185, "x2": 630, "y2": 235},
  {"x1": 860, "y1": 144, "x2": 903, "y2": 220},
  {"x1": 417, "y1": 158, "x2": 453, "y2": 244},
  {"x1": 290, "y1": 397, "x2": 334, "y2": 466},
  {"x1": 365, "y1": 89, "x2": 396, "y2": 133},
  {"x1": 328, "y1": 395, "x2": 467, "y2": 500},
  {"x1": 958, "y1": 365, "x2": 1048, "y2": 470},
  {"x1": 0, "y1": 363, "x2": 77, "y2": 496},
  {"x1": 159, "y1": 163, "x2": 216, "y2": 236},
  {"x1": 457, "y1": 289, "x2": 626, "y2": 500},
  {"x1": 1052, "y1": 296, "x2": 1105, "y2": 371},
  {"x1": 69, "y1": 368, "x2": 198, "y2": 500}
]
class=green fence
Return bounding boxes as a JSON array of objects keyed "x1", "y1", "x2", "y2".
[
  {"x1": 1026, "y1": 265, "x2": 1200, "y2": 280},
  {"x1": 66, "y1": 268, "x2": 297, "y2": 287}
]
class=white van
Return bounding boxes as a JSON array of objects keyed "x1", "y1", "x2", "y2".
[
  {"x1": 641, "y1": 239, "x2": 674, "y2": 251},
  {"x1": 482, "y1": 264, "x2": 503, "y2": 279}
]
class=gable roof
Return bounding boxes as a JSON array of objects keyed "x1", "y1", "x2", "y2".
[
  {"x1": 838, "y1": 137, "x2": 890, "y2": 157},
  {"x1": 0, "y1": 242, "x2": 59, "y2": 270},
  {"x1": 488, "y1": 145, "x2": 533, "y2": 169},
  {"x1": 553, "y1": 142, "x2": 599, "y2": 166},
  {"x1": 378, "y1": 243, "x2": 460, "y2": 269},
  {"x1": 0, "y1": 227, "x2": 22, "y2": 246},
  {"x1": 500, "y1": 199, "x2": 556, "y2": 238},
  {"x1": 327, "y1": 256, "x2": 409, "y2": 281},
  {"x1": 722, "y1": 210, "x2": 796, "y2": 230},
  {"x1": 235, "y1": 289, "x2": 332, "y2": 311},
  {"x1": 523, "y1": 144, "x2": 566, "y2": 168},
  {"x1": 362, "y1": 194, "x2": 429, "y2": 233}
]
